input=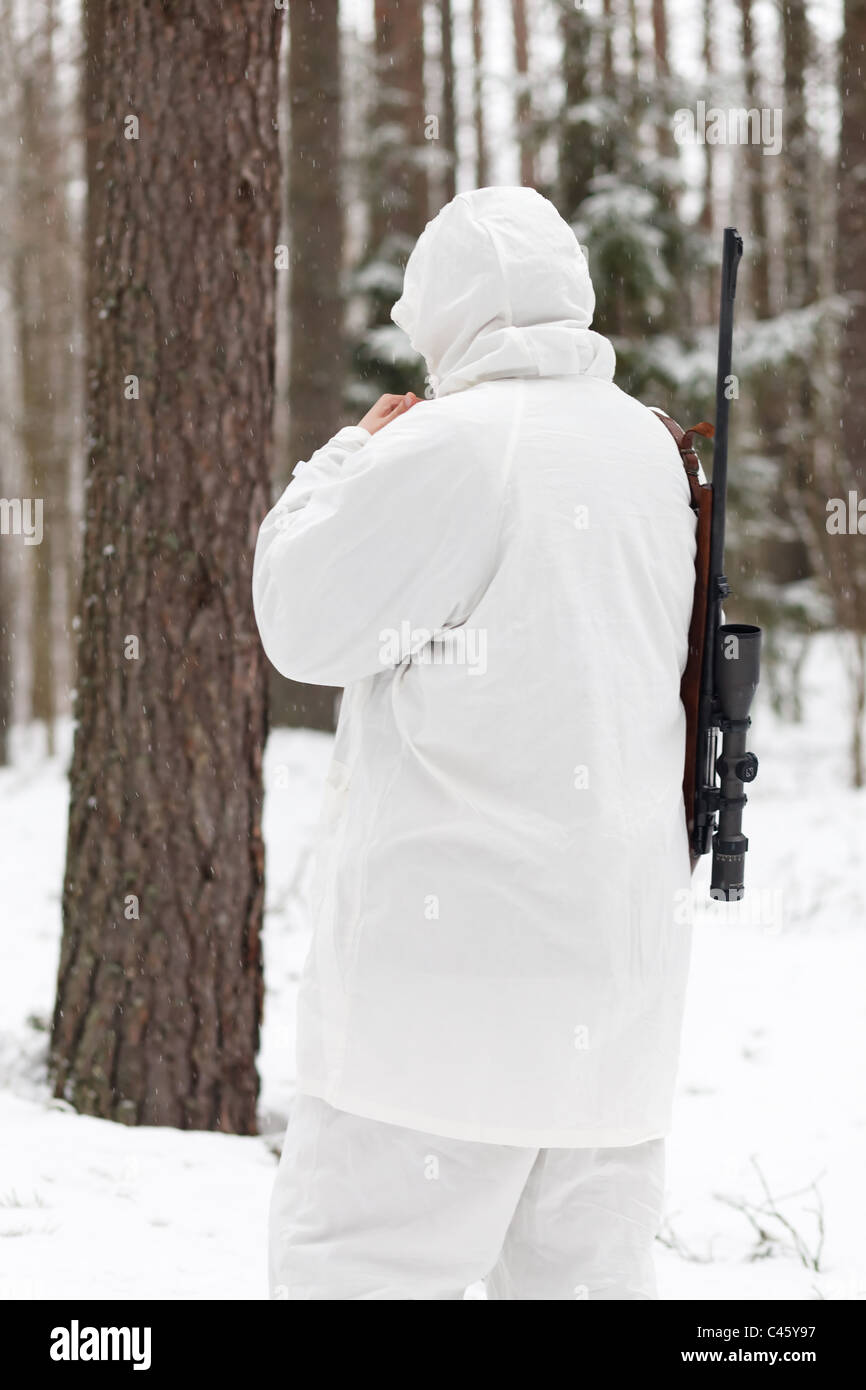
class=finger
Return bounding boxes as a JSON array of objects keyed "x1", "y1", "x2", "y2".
[{"x1": 375, "y1": 398, "x2": 412, "y2": 431}]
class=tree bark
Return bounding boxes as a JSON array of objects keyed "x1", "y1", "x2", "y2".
[
  {"x1": 0, "y1": 544, "x2": 9, "y2": 766},
  {"x1": 52, "y1": 0, "x2": 281, "y2": 1132},
  {"x1": 651, "y1": 0, "x2": 676, "y2": 168},
  {"x1": 651, "y1": 0, "x2": 669, "y2": 79},
  {"x1": 596, "y1": 0, "x2": 618, "y2": 172},
  {"x1": 511, "y1": 0, "x2": 534, "y2": 187},
  {"x1": 288, "y1": 0, "x2": 343, "y2": 470},
  {"x1": 558, "y1": 2, "x2": 594, "y2": 219},
  {"x1": 738, "y1": 0, "x2": 770, "y2": 319},
  {"x1": 440, "y1": 0, "x2": 457, "y2": 202},
  {"x1": 839, "y1": 0, "x2": 866, "y2": 527},
  {"x1": 777, "y1": 2, "x2": 820, "y2": 614},
  {"x1": 372, "y1": 0, "x2": 428, "y2": 246},
  {"x1": 471, "y1": 0, "x2": 488, "y2": 188},
  {"x1": 601, "y1": 0, "x2": 616, "y2": 102},
  {"x1": 782, "y1": 0, "x2": 815, "y2": 306},
  {"x1": 700, "y1": 0, "x2": 715, "y2": 320},
  {"x1": 270, "y1": 1, "x2": 344, "y2": 733},
  {"x1": 11, "y1": 15, "x2": 59, "y2": 752},
  {"x1": 627, "y1": 0, "x2": 641, "y2": 101},
  {"x1": 0, "y1": 0, "x2": 20, "y2": 765}
]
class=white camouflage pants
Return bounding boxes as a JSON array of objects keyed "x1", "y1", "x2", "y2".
[{"x1": 268, "y1": 1095, "x2": 666, "y2": 1300}]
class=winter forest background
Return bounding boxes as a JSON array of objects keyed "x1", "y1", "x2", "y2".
[{"x1": 0, "y1": 0, "x2": 865, "y2": 1300}]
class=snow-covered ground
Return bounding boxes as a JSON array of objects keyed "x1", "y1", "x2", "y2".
[{"x1": 1, "y1": 638, "x2": 864, "y2": 1300}]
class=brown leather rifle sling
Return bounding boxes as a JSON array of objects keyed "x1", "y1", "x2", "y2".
[{"x1": 651, "y1": 411, "x2": 715, "y2": 872}]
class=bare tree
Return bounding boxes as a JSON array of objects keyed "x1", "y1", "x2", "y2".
[{"x1": 52, "y1": 0, "x2": 282, "y2": 1131}]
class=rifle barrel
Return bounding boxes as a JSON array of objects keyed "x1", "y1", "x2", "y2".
[{"x1": 708, "y1": 228, "x2": 744, "y2": 594}]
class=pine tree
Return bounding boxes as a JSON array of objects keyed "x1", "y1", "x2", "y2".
[
  {"x1": 53, "y1": 0, "x2": 281, "y2": 1131},
  {"x1": 838, "y1": 0, "x2": 866, "y2": 566},
  {"x1": 0, "y1": 544, "x2": 9, "y2": 766},
  {"x1": 738, "y1": 0, "x2": 770, "y2": 319},
  {"x1": 557, "y1": 0, "x2": 595, "y2": 220},
  {"x1": 351, "y1": 0, "x2": 428, "y2": 405},
  {"x1": 272, "y1": 0, "x2": 345, "y2": 734},
  {"x1": 10, "y1": 5, "x2": 69, "y2": 755},
  {"x1": 511, "y1": 0, "x2": 534, "y2": 187},
  {"x1": 837, "y1": 0, "x2": 866, "y2": 778},
  {"x1": 288, "y1": 0, "x2": 343, "y2": 472},
  {"x1": 471, "y1": 0, "x2": 489, "y2": 188},
  {"x1": 440, "y1": 0, "x2": 457, "y2": 202}
]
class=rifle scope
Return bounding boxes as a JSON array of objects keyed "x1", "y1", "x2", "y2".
[{"x1": 710, "y1": 622, "x2": 761, "y2": 900}]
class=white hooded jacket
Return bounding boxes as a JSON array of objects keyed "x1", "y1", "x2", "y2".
[{"x1": 253, "y1": 187, "x2": 696, "y2": 1147}]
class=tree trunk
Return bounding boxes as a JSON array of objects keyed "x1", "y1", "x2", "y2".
[
  {"x1": 700, "y1": 0, "x2": 715, "y2": 320},
  {"x1": 627, "y1": 0, "x2": 641, "y2": 111},
  {"x1": 738, "y1": 0, "x2": 770, "y2": 319},
  {"x1": 838, "y1": 0, "x2": 866, "y2": 773},
  {"x1": 471, "y1": 0, "x2": 488, "y2": 188},
  {"x1": 651, "y1": 0, "x2": 669, "y2": 80},
  {"x1": 596, "y1": 0, "x2": 618, "y2": 173},
  {"x1": 651, "y1": 0, "x2": 676, "y2": 202},
  {"x1": 782, "y1": 0, "x2": 815, "y2": 306},
  {"x1": 11, "y1": 23, "x2": 58, "y2": 752},
  {"x1": 287, "y1": 0, "x2": 343, "y2": 470},
  {"x1": 839, "y1": 0, "x2": 866, "y2": 528},
  {"x1": 43, "y1": 0, "x2": 80, "y2": 736},
  {"x1": 601, "y1": 0, "x2": 616, "y2": 102},
  {"x1": 511, "y1": 0, "x2": 534, "y2": 187},
  {"x1": 558, "y1": 2, "x2": 594, "y2": 220},
  {"x1": 372, "y1": 0, "x2": 428, "y2": 246},
  {"x1": 52, "y1": 0, "x2": 281, "y2": 1132},
  {"x1": 440, "y1": 0, "x2": 457, "y2": 202},
  {"x1": 271, "y1": 0, "x2": 344, "y2": 733},
  {"x1": 0, "y1": 3, "x2": 21, "y2": 764},
  {"x1": 849, "y1": 635, "x2": 866, "y2": 788},
  {"x1": 758, "y1": 2, "x2": 822, "y2": 637},
  {"x1": 0, "y1": 544, "x2": 9, "y2": 766},
  {"x1": 777, "y1": 1, "x2": 819, "y2": 608}
]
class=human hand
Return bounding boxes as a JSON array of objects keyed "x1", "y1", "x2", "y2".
[{"x1": 357, "y1": 393, "x2": 421, "y2": 436}]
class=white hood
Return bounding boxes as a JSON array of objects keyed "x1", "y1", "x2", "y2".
[{"x1": 391, "y1": 186, "x2": 616, "y2": 398}]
